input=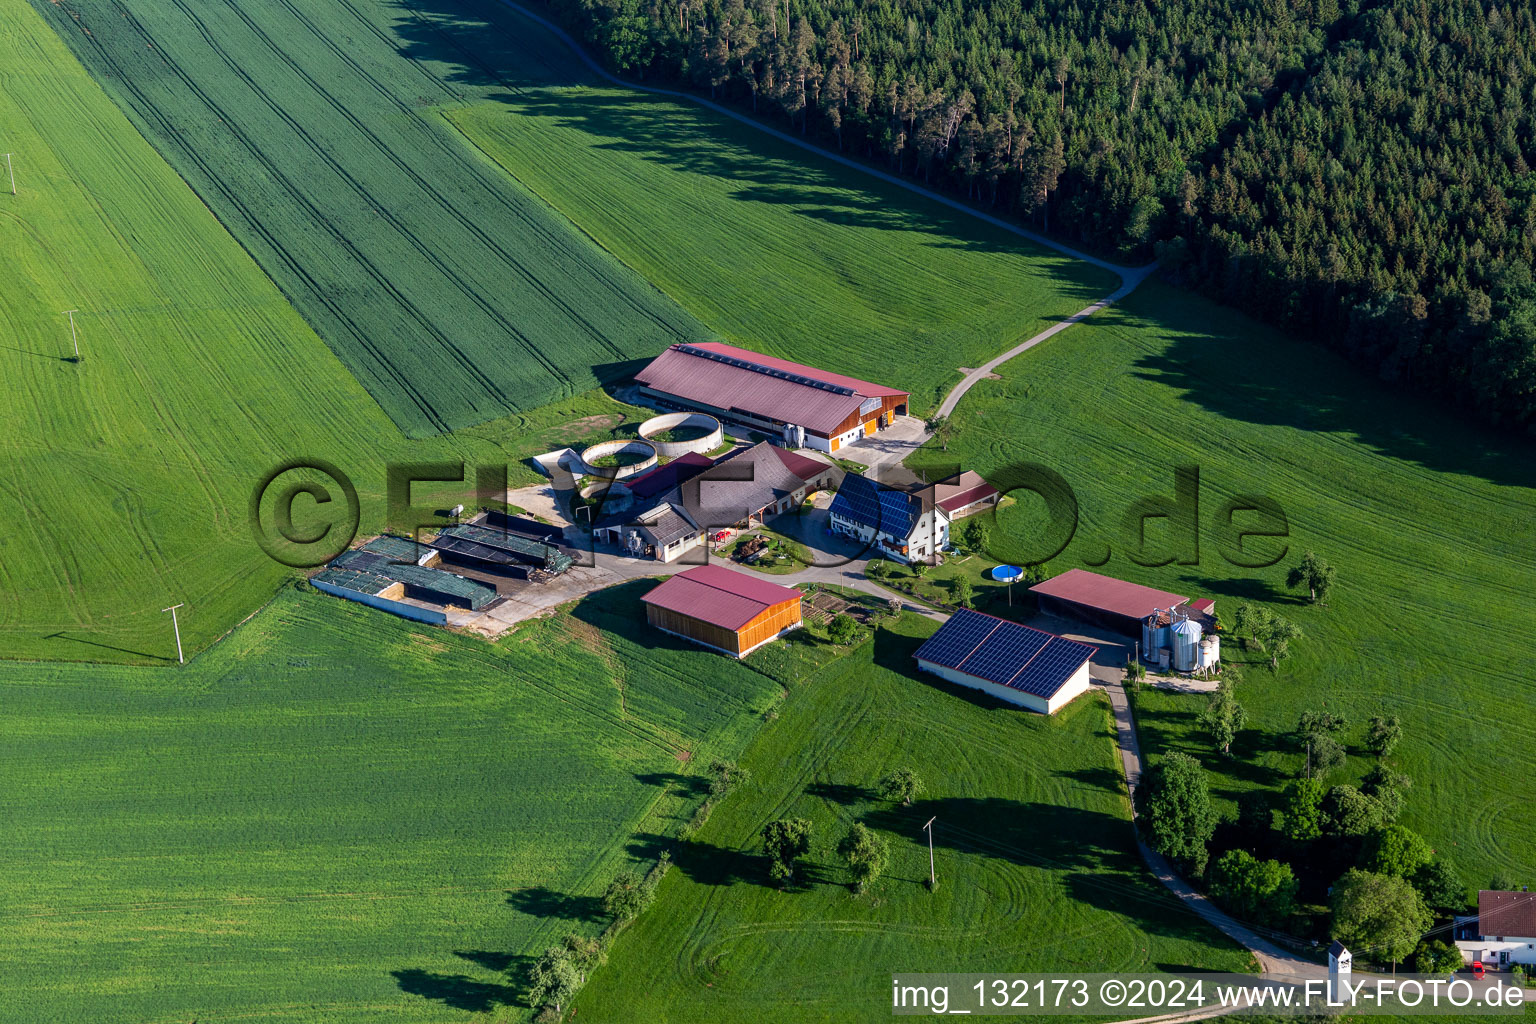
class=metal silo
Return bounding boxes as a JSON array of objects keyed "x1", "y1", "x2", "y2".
[{"x1": 1171, "y1": 617, "x2": 1203, "y2": 672}]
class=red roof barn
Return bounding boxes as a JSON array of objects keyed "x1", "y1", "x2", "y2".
[
  {"x1": 1029, "y1": 568, "x2": 1190, "y2": 636},
  {"x1": 641, "y1": 564, "x2": 803, "y2": 657}
]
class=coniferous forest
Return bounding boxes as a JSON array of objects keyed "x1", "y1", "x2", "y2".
[{"x1": 541, "y1": 0, "x2": 1536, "y2": 431}]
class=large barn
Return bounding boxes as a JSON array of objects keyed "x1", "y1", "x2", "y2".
[
  {"x1": 634, "y1": 341, "x2": 908, "y2": 453},
  {"x1": 641, "y1": 564, "x2": 803, "y2": 658},
  {"x1": 1028, "y1": 568, "x2": 1192, "y2": 637},
  {"x1": 913, "y1": 608, "x2": 1097, "y2": 714}
]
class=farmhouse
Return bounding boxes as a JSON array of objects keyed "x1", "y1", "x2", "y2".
[
  {"x1": 634, "y1": 341, "x2": 909, "y2": 453},
  {"x1": 913, "y1": 608, "x2": 1098, "y2": 714},
  {"x1": 594, "y1": 442, "x2": 835, "y2": 561},
  {"x1": 641, "y1": 564, "x2": 803, "y2": 657},
  {"x1": 1455, "y1": 890, "x2": 1536, "y2": 968},
  {"x1": 828, "y1": 471, "x2": 949, "y2": 563}
]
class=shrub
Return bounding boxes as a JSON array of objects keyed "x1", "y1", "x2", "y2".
[{"x1": 877, "y1": 767, "x2": 923, "y2": 805}]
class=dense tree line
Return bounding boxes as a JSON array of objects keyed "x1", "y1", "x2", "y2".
[{"x1": 540, "y1": 0, "x2": 1536, "y2": 431}]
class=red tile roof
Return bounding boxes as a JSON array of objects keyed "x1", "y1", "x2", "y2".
[
  {"x1": 1029, "y1": 568, "x2": 1188, "y2": 621},
  {"x1": 634, "y1": 342, "x2": 906, "y2": 434},
  {"x1": 1188, "y1": 598, "x2": 1216, "y2": 614},
  {"x1": 769, "y1": 445, "x2": 833, "y2": 481},
  {"x1": 1479, "y1": 890, "x2": 1536, "y2": 938},
  {"x1": 641, "y1": 564, "x2": 801, "y2": 631},
  {"x1": 937, "y1": 481, "x2": 998, "y2": 513}
]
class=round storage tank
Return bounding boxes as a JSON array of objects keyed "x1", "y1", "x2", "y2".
[
  {"x1": 1199, "y1": 634, "x2": 1221, "y2": 669},
  {"x1": 1171, "y1": 618, "x2": 1203, "y2": 672}
]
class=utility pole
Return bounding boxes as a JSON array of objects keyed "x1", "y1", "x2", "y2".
[
  {"x1": 5, "y1": 153, "x2": 13, "y2": 195},
  {"x1": 62, "y1": 309, "x2": 80, "y2": 359},
  {"x1": 162, "y1": 603, "x2": 185, "y2": 664},
  {"x1": 922, "y1": 815, "x2": 937, "y2": 890}
]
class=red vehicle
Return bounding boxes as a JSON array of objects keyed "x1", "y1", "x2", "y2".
[{"x1": 1471, "y1": 962, "x2": 1486, "y2": 980}]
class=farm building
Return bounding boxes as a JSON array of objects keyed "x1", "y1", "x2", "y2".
[
  {"x1": 913, "y1": 608, "x2": 1098, "y2": 714},
  {"x1": 828, "y1": 471, "x2": 949, "y2": 563},
  {"x1": 634, "y1": 341, "x2": 908, "y2": 453},
  {"x1": 641, "y1": 564, "x2": 803, "y2": 657},
  {"x1": 1030, "y1": 568, "x2": 1219, "y2": 672},
  {"x1": 1455, "y1": 891, "x2": 1536, "y2": 968},
  {"x1": 312, "y1": 536, "x2": 500, "y2": 623},
  {"x1": 594, "y1": 442, "x2": 835, "y2": 561},
  {"x1": 930, "y1": 470, "x2": 1001, "y2": 519},
  {"x1": 430, "y1": 522, "x2": 574, "y2": 580}
]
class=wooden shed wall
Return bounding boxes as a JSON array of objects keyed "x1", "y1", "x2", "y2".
[
  {"x1": 645, "y1": 597, "x2": 802, "y2": 656},
  {"x1": 734, "y1": 597, "x2": 803, "y2": 653}
]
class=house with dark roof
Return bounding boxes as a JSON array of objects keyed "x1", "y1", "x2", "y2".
[
  {"x1": 634, "y1": 341, "x2": 908, "y2": 453},
  {"x1": 827, "y1": 472, "x2": 949, "y2": 563},
  {"x1": 641, "y1": 564, "x2": 803, "y2": 657},
  {"x1": 913, "y1": 608, "x2": 1098, "y2": 714},
  {"x1": 594, "y1": 442, "x2": 836, "y2": 561},
  {"x1": 1456, "y1": 890, "x2": 1536, "y2": 967}
]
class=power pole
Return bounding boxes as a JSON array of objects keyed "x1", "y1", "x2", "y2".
[
  {"x1": 162, "y1": 603, "x2": 185, "y2": 664},
  {"x1": 5, "y1": 153, "x2": 13, "y2": 195},
  {"x1": 62, "y1": 309, "x2": 80, "y2": 359},
  {"x1": 922, "y1": 815, "x2": 937, "y2": 890}
]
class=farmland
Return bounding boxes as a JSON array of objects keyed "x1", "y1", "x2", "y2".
[
  {"x1": 440, "y1": 8, "x2": 1116, "y2": 415},
  {"x1": 0, "y1": 0, "x2": 669, "y2": 663},
  {"x1": 905, "y1": 280, "x2": 1536, "y2": 887},
  {"x1": 0, "y1": 582, "x2": 792, "y2": 1024},
  {"x1": 574, "y1": 613, "x2": 1252, "y2": 1020},
  {"x1": 28, "y1": 0, "x2": 710, "y2": 436}
]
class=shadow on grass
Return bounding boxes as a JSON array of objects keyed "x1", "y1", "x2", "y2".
[
  {"x1": 392, "y1": 966, "x2": 522, "y2": 1012},
  {"x1": 805, "y1": 780, "x2": 874, "y2": 804},
  {"x1": 44, "y1": 630, "x2": 175, "y2": 662},
  {"x1": 505, "y1": 885, "x2": 605, "y2": 923}
]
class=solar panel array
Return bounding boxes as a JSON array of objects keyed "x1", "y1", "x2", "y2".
[
  {"x1": 914, "y1": 609, "x2": 1096, "y2": 700},
  {"x1": 828, "y1": 474, "x2": 918, "y2": 534},
  {"x1": 675, "y1": 344, "x2": 857, "y2": 396}
]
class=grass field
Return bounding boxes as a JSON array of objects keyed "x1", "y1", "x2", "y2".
[
  {"x1": 905, "y1": 280, "x2": 1536, "y2": 888},
  {"x1": 28, "y1": 0, "x2": 710, "y2": 435},
  {"x1": 574, "y1": 614, "x2": 1252, "y2": 1021},
  {"x1": 1, "y1": 581, "x2": 801, "y2": 1023},
  {"x1": 441, "y1": 8, "x2": 1116, "y2": 415},
  {"x1": 0, "y1": 1, "x2": 672, "y2": 663}
]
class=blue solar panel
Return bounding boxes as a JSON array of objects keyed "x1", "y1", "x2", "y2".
[
  {"x1": 958, "y1": 627, "x2": 1051, "y2": 686},
  {"x1": 914, "y1": 608, "x2": 998, "y2": 667},
  {"x1": 828, "y1": 474, "x2": 919, "y2": 534},
  {"x1": 1009, "y1": 636, "x2": 1096, "y2": 697}
]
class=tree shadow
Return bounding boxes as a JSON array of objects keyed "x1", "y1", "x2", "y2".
[
  {"x1": 634, "y1": 770, "x2": 710, "y2": 797},
  {"x1": 504, "y1": 885, "x2": 605, "y2": 923},
  {"x1": 626, "y1": 832, "x2": 764, "y2": 887},
  {"x1": 391, "y1": 967, "x2": 520, "y2": 1013},
  {"x1": 1052, "y1": 765, "x2": 1126, "y2": 794},
  {"x1": 805, "y1": 780, "x2": 873, "y2": 804}
]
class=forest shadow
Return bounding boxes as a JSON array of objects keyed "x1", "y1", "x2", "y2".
[
  {"x1": 385, "y1": 0, "x2": 1115, "y2": 302},
  {"x1": 1116, "y1": 300, "x2": 1536, "y2": 490}
]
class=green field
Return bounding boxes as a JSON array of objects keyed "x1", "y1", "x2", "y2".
[
  {"x1": 442, "y1": 11, "x2": 1116, "y2": 414},
  {"x1": 1, "y1": 582, "x2": 800, "y2": 1023},
  {"x1": 575, "y1": 614, "x2": 1252, "y2": 1021},
  {"x1": 0, "y1": 0, "x2": 669, "y2": 663},
  {"x1": 27, "y1": 0, "x2": 710, "y2": 436},
  {"x1": 906, "y1": 280, "x2": 1536, "y2": 886}
]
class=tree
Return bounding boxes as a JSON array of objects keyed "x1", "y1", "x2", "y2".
[
  {"x1": 1208, "y1": 849, "x2": 1299, "y2": 926},
  {"x1": 1232, "y1": 603, "x2": 1304, "y2": 668},
  {"x1": 1321, "y1": 785, "x2": 1381, "y2": 838},
  {"x1": 865, "y1": 558, "x2": 888, "y2": 579},
  {"x1": 925, "y1": 414, "x2": 953, "y2": 450},
  {"x1": 602, "y1": 870, "x2": 655, "y2": 921},
  {"x1": 1279, "y1": 777, "x2": 1326, "y2": 841},
  {"x1": 561, "y1": 932, "x2": 607, "y2": 983},
  {"x1": 1413, "y1": 939, "x2": 1464, "y2": 976},
  {"x1": 1142, "y1": 752, "x2": 1218, "y2": 877},
  {"x1": 708, "y1": 758, "x2": 751, "y2": 796},
  {"x1": 1286, "y1": 551, "x2": 1337, "y2": 604},
  {"x1": 527, "y1": 944, "x2": 582, "y2": 1014},
  {"x1": 951, "y1": 576, "x2": 974, "y2": 609},
  {"x1": 1330, "y1": 869, "x2": 1433, "y2": 970},
  {"x1": 761, "y1": 818, "x2": 813, "y2": 885},
  {"x1": 1297, "y1": 710, "x2": 1347, "y2": 778},
  {"x1": 837, "y1": 822, "x2": 890, "y2": 892},
  {"x1": 827, "y1": 613, "x2": 860, "y2": 645},
  {"x1": 961, "y1": 517, "x2": 989, "y2": 554},
  {"x1": 1360, "y1": 825, "x2": 1432, "y2": 877},
  {"x1": 1198, "y1": 679, "x2": 1247, "y2": 755},
  {"x1": 1413, "y1": 860, "x2": 1470, "y2": 915},
  {"x1": 1359, "y1": 764, "x2": 1411, "y2": 823},
  {"x1": 878, "y1": 767, "x2": 923, "y2": 805},
  {"x1": 1365, "y1": 715, "x2": 1402, "y2": 757}
]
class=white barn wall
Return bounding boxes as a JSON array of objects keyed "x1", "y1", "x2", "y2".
[{"x1": 915, "y1": 658, "x2": 1092, "y2": 715}]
